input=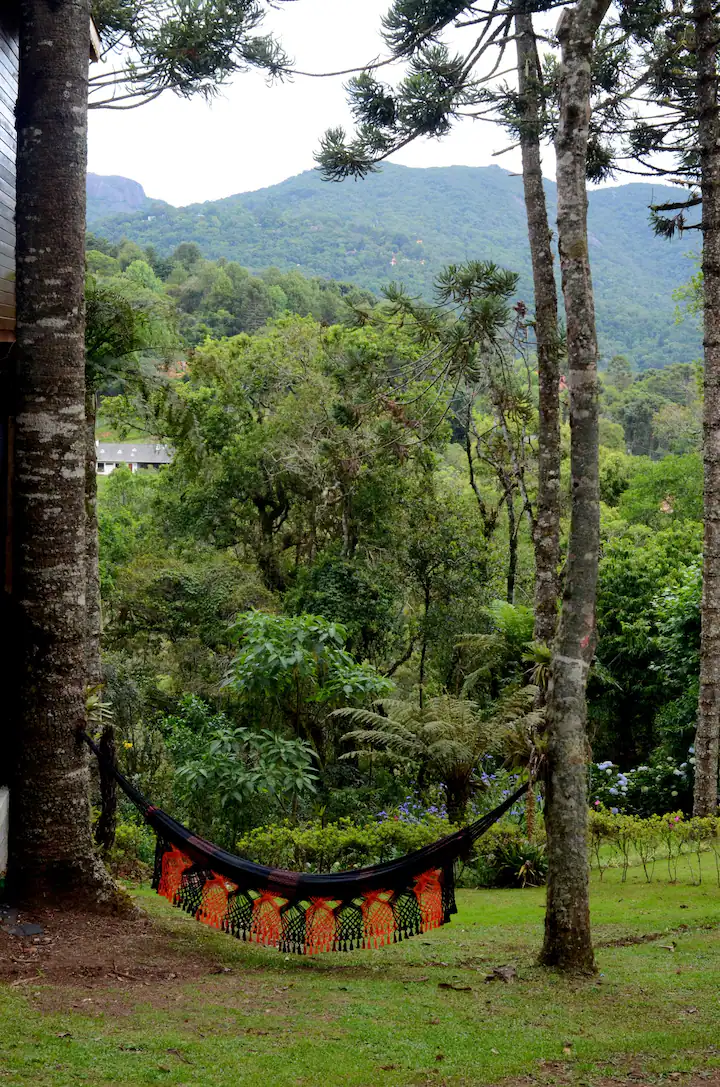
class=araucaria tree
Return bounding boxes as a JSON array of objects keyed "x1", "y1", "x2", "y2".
[
  {"x1": 316, "y1": 0, "x2": 564, "y2": 650},
  {"x1": 9, "y1": 0, "x2": 118, "y2": 901},
  {"x1": 693, "y1": 0, "x2": 720, "y2": 816},
  {"x1": 540, "y1": 0, "x2": 611, "y2": 973},
  {"x1": 640, "y1": 0, "x2": 720, "y2": 814}
]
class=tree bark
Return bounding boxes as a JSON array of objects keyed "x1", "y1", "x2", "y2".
[
  {"x1": 9, "y1": 0, "x2": 119, "y2": 904},
  {"x1": 694, "y1": 0, "x2": 720, "y2": 816},
  {"x1": 515, "y1": 8, "x2": 562, "y2": 648},
  {"x1": 540, "y1": 0, "x2": 610, "y2": 974},
  {"x1": 505, "y1": 486, "x2": 518, "y2": 604},
  {"x1": 86, "y1": 390, "x2": 118, "y2": 850},
  {"x1": 85, "y1": 391, "x2": 102, "y2": 691}
]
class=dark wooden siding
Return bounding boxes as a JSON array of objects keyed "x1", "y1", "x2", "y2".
[{"x1": 0, "y1": 9, "x2": 17, "y2": 343}]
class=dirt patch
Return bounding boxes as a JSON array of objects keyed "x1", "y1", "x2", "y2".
[
  {"x1": 501, "y1": 1064, "x2": 720, "y2": 1087},
  {"x1": 0, "y1": 904, "x2": 220, "y2": 991}
]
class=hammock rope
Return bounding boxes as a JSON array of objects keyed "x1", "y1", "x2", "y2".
[{"x1": 81, "y1": 730, "x2": 528, "y2": 954}]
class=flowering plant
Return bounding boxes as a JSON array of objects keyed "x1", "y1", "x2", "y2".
[{"x1": 589, "y1": 750, "x2": 695, "y2": 816}]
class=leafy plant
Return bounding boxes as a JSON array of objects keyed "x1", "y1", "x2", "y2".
[
  {"x1": 163, "y1": 695, "x2": 318, "y2": 845},
  {"x1": 337, "y1": 694, "x2": 494, "y2": 824},
  {"x1": 223, "y1": 612, "x2": 392, "y2": 764}
]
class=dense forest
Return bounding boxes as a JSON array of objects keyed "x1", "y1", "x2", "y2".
[
  {"x1": 89, "y1": 235, "x2": 703, "y2": 877},
  {"x1": 86, "y1": 165, "x2": 701, "y2": 370},
  {"x1": 8, "y1": 0, "x2": 720, "y2": 1002}
]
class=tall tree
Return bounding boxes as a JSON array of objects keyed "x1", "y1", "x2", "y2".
[
  {"x1": 315, "y1": 0, "x2": 563, "y2": 650},
  {"x1": 514, "y1": 5, "x2": 561, "y2": 646},
  {"x1": 641, "y1": 0, "x2": 720, "y2": 814},
  {"x1": 9, "y1": 0, "x2": 119, "y2": 902},
  {"x1": 694, "y1": 0, "x2": 720, "y2": 816},
  {"x1": 539, "y1": 0, "x2": 611, "y2": 973}
]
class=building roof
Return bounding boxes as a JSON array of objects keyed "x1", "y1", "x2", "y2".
[{"x1": 96, "y1": 441, "x2": 172, "y2": 465}]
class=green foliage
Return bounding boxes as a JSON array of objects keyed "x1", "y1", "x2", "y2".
[
  {"x1": 588, "y1": 808, "x2": 720, "y2": 885},
  {"x1": 226, "y1": 612, "x2": 391, "y2": 707},
  {"x1": 463, "y1": 826, "x2": 548, "y2": 890},
  {"x1": 603, "y1": 363, "x2": 702, "y2": 460},
  {"x1": 224, "y1": 612, "x2": 392, "y2": 764},
  {"x1": 236, "y1": 814, "x2": 447, "y2": 872},
  {"x1": 85, "y1": 272, "x2": 177, "y2": 393},
  {"x1": 164, "y1": 696, "x2": 318, "y2": 845},
  {"x1": 105, "y1": 817, "x2": 156, "y2": 880},
  {"x1": 235, "y1": 813, "x2": 543, "y2": 889},
  {"x1": 284, "y1": 553, "x2": 399, "y2": 663},
  {"x1": 87, "y1": 165, "x2": 700, "y2": 369},
  {"x1": 87, "y1": 235, "x2": 375, "y2": 346},
  {"x1": 590, "y1": 521, "x2": 702, "y2": 762},
  {"x1": 89, "y1": 0, "x2": 290, "y2": 110},
  {"x1": 617, "y1": 453, "x2": 702, "y2": 527},
  {"x1": 98, "y1": 467, "x2": 163, "y2": 599},
  {"x1": 337, "y1": 691, "x2": 538, "y2": 824},
  {"x1": 337, "y1": 694, "x2": 494, "y2": 822}
]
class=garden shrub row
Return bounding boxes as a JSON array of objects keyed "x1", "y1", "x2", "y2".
[{"x1": 589, "y1": 808, "x2": 720, "y2": 884}]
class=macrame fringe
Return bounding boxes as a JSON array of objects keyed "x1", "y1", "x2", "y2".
[{"x1": 153, "y1": 839, "x2": 454, "y2": 955}]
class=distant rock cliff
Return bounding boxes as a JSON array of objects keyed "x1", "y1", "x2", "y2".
[{"x1": 86, "y1": 173, "x2": 150, "y2": 224}]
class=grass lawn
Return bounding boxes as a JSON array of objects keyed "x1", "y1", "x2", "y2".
[{"x1": 1, "y1": 858, "x2": 719, "y2": 1087}]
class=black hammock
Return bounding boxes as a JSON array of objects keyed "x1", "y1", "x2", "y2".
[{"x1": 82, "y1": 732, "x2": 527, "y2": 955}]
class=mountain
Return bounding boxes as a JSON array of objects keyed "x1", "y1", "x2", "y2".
[
  {"x1": 87, "y1": 164, "x2": 702, "y2": 370},
  {"x1": 87, "y1": 173, "x2": 157, "y2": 222}
]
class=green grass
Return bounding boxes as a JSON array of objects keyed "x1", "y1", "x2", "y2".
[
  {"x1": 2, "y1": 858, "x2": 719, "y2": 1087},
  {"x1": 96, "y1": 412, "x2": 156, "y2": 443}
]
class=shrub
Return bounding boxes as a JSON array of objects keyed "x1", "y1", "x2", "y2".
[
  {"x1": 107, "y1": 818, "x2": 156, "y2": 881},
  {"x1": 588, "y1": 806, "x2": 720, "y2": 884},
  {"x1": 237, "y1": 813, "x2": 544, "y2": 888},
  {"x1": 458, "y1": 825, "x2": 547, "y2": 889},
  {"x1": 236, "y1": 815, "x2": 447, "y2": 872},
  {"x1": 589, "y1": 751, "x2": 695, "y2": 816}
]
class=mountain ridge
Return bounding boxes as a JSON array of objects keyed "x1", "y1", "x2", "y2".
[{"x1": 86, "y1": 164, "x2": 701, "y2": 369}]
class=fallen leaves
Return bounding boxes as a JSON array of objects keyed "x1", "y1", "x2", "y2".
[{"x1": 484, "y1": 965, "x2": 518, "y2": 984}]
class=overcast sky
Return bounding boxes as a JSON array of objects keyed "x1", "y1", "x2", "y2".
[{"x1": 87, "y1": 0, "x2": 545, "y2": 207}]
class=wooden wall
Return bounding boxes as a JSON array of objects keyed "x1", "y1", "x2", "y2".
[{"x1": 0, "y1": 9, "x2": 17, "y2": 344}]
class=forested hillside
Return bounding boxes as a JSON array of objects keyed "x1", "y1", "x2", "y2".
[{"x1": 87, "y1": 164, "x2": 701, "y2": 370}]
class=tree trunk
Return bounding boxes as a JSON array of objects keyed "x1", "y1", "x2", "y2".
[
  {"x1": 419, "y1": 583, "x2": 431, "y2": 709},
  {"x1": 540, "y1": 0, "x2": 610, "y2": 974},
  {"x1": 85, "y1": 391, "x2": 102, "y2": 690},
  {"x1": 9, "y1": 0, "x2": 119, "y2": 905},
  {"x1": 445, "y1": 778, "x2": 469, "y2": 825},
  {"x1": 94, "y1": 724, "x2": 118, "y2": 855},
  {"x1": 505, "y1": 486, "x2": 518, "y2": 604},
  {"x1": 515, "y1": 8, "x2": 562, "y2": 648},
  {"x1": 526, "y1": 780, "x2": 536, "y2": 841},
  {"x1": 694, "y1": 0, "x2": 720, "y2": 817}
]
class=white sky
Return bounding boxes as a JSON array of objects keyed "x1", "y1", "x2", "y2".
[{"x1": 87, "y1": 0, "x2": 542, "y2": 206}]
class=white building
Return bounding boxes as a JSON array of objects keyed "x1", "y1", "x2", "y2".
[{"x1": 96, "y1": 440, "x2": 172, "y2": 475}]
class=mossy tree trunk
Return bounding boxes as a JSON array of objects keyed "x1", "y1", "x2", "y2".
[
  {"x1": 9, "y1": 0, "x2": 119, "y2": 904},
  {"x1": 694, "y1": 0, "x2": 720, "y2": 817},
  {"x1": 540, "y1": 0, "x2": 610, "y2": 974},
  {"x1": 515, "y1": 6, "x2": 562, "y2": 649}
]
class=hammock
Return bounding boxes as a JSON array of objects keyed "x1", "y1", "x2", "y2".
[{"x1": 82, "y1": 731, "x2": 527, "y2": 955}]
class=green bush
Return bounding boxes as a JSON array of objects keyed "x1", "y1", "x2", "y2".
[
  {"x1": 458, "y1": 825, "x2": 547, "y2": 889},
  {"x1": 236, "y1": 815, "x2": 448, "y2": 872},
  {"x1": 107, "y1": 818, "x2": 156, "y2": 881},
  {"x1": 237, "y1": 815, "x2": 544, "y2": 888},
  {"x1": 589, "y1": 807, "x2": 720, "y2": 884}
]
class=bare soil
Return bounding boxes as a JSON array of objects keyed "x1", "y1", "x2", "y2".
[
  {"x1": 0, "y1": 904, "x2": 217, "y2": 990},
  {"x1": 503, "y1": 1065, "x2": 720, "y2": 1087}
]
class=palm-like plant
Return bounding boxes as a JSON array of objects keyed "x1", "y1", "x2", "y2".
[
  {"x1": 336, "y1": 694, "x2": 490, "y2": 823},
  {"x1": 336, "y1": 688, "x2": 543, "y2": 824}
]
